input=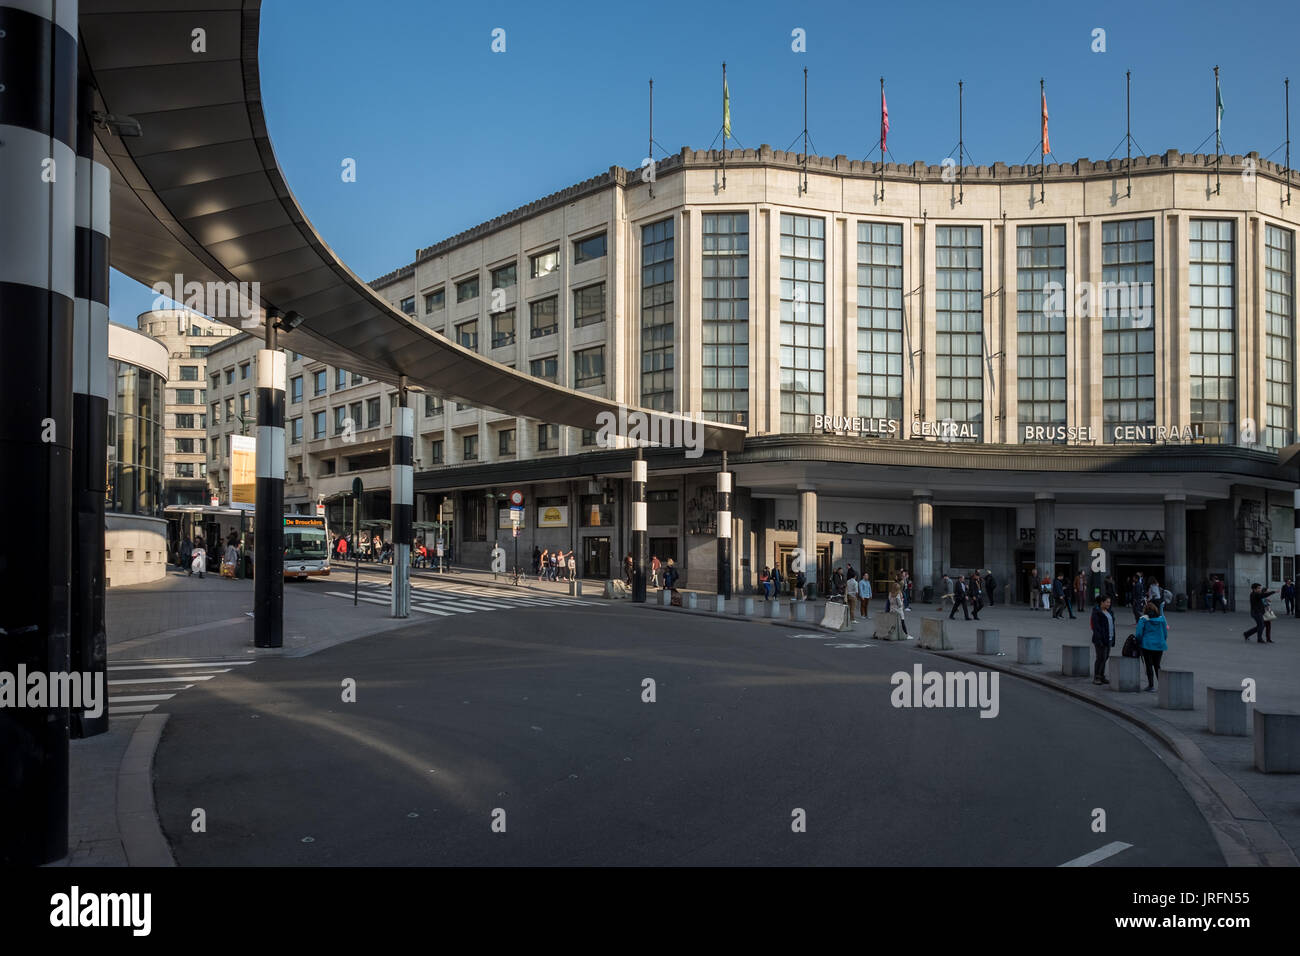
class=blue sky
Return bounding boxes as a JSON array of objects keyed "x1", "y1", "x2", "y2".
[{"x1": 110, "y1": 0, "x2": 1300, "y2": 326}]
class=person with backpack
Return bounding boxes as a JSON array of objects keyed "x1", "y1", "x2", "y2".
[
  {"x1": 1136, "y1": 601, "x2": 1168, "y2": 692},
  {"x1": 1090, "y1": 595, "x2": 1117, "y2": 684}
]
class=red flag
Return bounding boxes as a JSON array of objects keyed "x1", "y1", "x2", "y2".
[
  {"x1": 1041, "y1": 91, "x2": 1050, "y2": 153},
  {"x1": 881, "y1": 91, "x2": 890, "y2": 152}
]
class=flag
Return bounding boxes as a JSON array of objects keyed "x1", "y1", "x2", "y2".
[
  {"x1": 723, "y1": 78, "x2": 731, "y2": 139},
  {"x1": 1216, "y1": 77, "x2": 1224, "y2": 133},
  {"x1": 1041, "y1": 90, "x2": 1050, "y2": 153},
  {"x1": 881, "y1": 90, "x2": 890, "y2": 152}
]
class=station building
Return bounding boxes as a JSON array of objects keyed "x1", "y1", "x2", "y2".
[{"x1": 215, "y1": 146, "x2": 1300, "y2": 605}]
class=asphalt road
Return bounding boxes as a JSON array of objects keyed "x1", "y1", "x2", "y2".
[{"x1": 152, "y1": 591, "x2": 1223, "y2": 866}]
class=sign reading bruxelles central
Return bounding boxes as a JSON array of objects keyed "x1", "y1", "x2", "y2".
[{"x1": 813, "y1": 415, "x2": 1206, "y2": 444}]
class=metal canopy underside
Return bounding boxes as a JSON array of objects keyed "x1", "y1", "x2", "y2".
[{"x1": 79, "y1": 0, "x2": 744, "y2": 453}]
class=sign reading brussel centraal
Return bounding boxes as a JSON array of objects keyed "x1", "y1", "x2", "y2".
[{"x1": 812, "y1": 415, "x2": 1207, "y2": 444}]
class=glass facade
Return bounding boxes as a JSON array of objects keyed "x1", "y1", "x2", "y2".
[
  {"x1": 779, "y1": 213, "x2": 826, "y2": 432},
  {"x1": 641, "y1": 217, "x2": 675, "y2": 410},
  {"x1": 1016, "y1": 224, "x2": 1067, "y2": 438},
  {"x1": 1102, "y1": 218, "x2": 1156, "y2": 441},
  {"x1": 106, "y1": 359, "x2": 164, "y2": 516},
  {"x1": 1189, "y1": 219, "x2": 1236, "y2": 443},
  {"x1": 702, "y1": 212, "x2": 749, "y2": 424},
  {"x1": 856, "y1": 221, "x2": 903, "y2": 420},
  {"x1": 935, "y1": 225, "x2": 983, "y2": 440},
  {"x1": 1265, "y1": 224, "x2": 1294, "y2": 450}
]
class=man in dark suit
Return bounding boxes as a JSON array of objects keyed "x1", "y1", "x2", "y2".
[{"x1": 949, "y1": 575, "x2": 971, "y2": 620}]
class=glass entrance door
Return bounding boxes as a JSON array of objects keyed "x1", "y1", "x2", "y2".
[
  {"x1": 583, "y1": 536, "x2": 610, "y2": 579},
  {"x1": 862, "y1": 548, "x2": 913, "y2": 610}
]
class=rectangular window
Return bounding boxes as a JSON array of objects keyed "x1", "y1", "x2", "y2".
[
  {"x1": 240, "y1": 363, "x2": 250, "y2": 380},
  {"x1": 1016, "y1": 224, "x2": 1068, "y2": 439},
  {"x1": 367, "y1": 397, "x2": 381, "y2": 428},
  {"x1": 189, "y1": 346, "x2": 210, "y2": 358},
  {"x1": 456, "y1": 276, "x2": 480, "y2": 303},
  {"x1": 290, "y1": 375, "x2": 303, "y2": 404},
  {"x1": 179, "y1": 365, "x2": 199, "y2": 381},
  {"x1": 856, "y1": 222, "x2": 904, "y2": 421},
  {"x1": 530, "y1": 356, "x2": 558, "y2": 382},
  {"x1": 336, "y1": 368, "x2": 348, "y2": 390},
  {"x1": 573, "y1": 232, "x2": 607, "y2": 264},
  {"x1": 225, "y1": 397, "x2": 235, "y2": 421},
  {"x1": 573, "y1": 345, "x2": 605, "y2": 388},
  {"x1": 211, "y1": 402, "x2": 221, "y2": 425},
  {"x1": 175, "y1": 389, "x2": 195, "y2": 405},
  {"x1": 642, "y1": 217, "x2": 675, "y2": 410},
  {"x1": 703, "y1": 212, "x2": 750, "y2": 424},
  {"x1": 498, "y1": 428, "x2": 516, "y2": 455},
  {"x1": 211, "y1": 372, "x2": 220, "y2": 392},
  {"x1": 1189, "y1": 219, "x2": 1236, "y2": 443},
  {"x1": 425, "y1": 394, "x2": 444, "y2": 417},
  {"x1": 491, "y1": 309, "x2": 516, "y2": 349},
  {"x1": 581, "y1": 428, "x2": 597, "y2": 446},
  {"x1": 197, "y1": 414, "x2": 206, "y2": 429},
  {"x1": 537, "y1": 424, "x2": 559, "y2": 450},
  {"x1": 490, "y1": 262, "x2": 517, "y2": 291},
  {"x1": 225, "y1": 368, "x2": 234, "y2": 385},
  {"x1": 530, "y1": 248, "x2": 559, "y2": 278},
  {"x1": 425, "y1": 288, "x2": 445, "y2": 313},
  {"x1": 530, "y1": 296, "x2": 558, "y2": 338},
  {"x1": 430, "y1": 439, "x2": 444, "y2": 464},
  {"x1": 580, "y1": 494, "x2": 614, "y2": 526},
  {"x1": 462, "y1": 433, "x2": 479, "y2": 461},
  {"x1": 349, "y1": 401, "x2": 362, "y2": 431},
  {"x1": 175, "y1": 438, "x2": 194, "y2": 454},
  {"x1": 290, "y1": 417, "x2": 302, "y2": 445},
  {"x1": 400, "y1": 296, "x2": 415, "y2": 315},
  {"x1": 334, "y1": 406, "x2": 347, "y2": 435},
  {"x1": 312, "y1": 411, "x2": 326, "y2": 439},
  {"x1": 573, "y1": 282, "x2": 605, "y2": 328},
  {"x1": 779, "y1": 213, "x2": 826, "y2": 432},
  {"x1": 239, "y1": 393, "x2": 250, "y2": 416},
  {"x1": 352, "y1": 372, "x2": 363, "y2": 386},
  {"x1": 175, "y1": 462, "x2": 194, "y2": 478},
  {"x1": 174, "y1": 413, "x2": 195, "y2": 429},
  {"x1": 1102, "y1": 218, "x2": 1156, "y2": 441},
  {"x1": 935, "y1": 225, "x2": 983, "y2": 441},
  {"x1": 647, "y1": 488, "x2": 679, "y2": 525},
  {"x1": 1266, "y1": 225, "x2": 1294, "y2": 450},
  {"x1": 313, "y1": 370, "x2": 327, "y2": 396},
  {"x1": 456, "y1": 320, "x2": 478, "y2": 351}
]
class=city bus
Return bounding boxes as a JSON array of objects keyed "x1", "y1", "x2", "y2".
[{"x1": 164, "y1": 506, "x2": 330, "y2": 579}]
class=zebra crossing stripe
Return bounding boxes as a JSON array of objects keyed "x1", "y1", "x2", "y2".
[
  {"x1": 109, "y1": 694, "x2": 176, "y2": 703},
  {"x1": 110, "y1": 662, "x2": 252, "y2": 671},
  {"x1": 411, "y1": 605, "x2": 454, "y2": 617},
  {"x1": 113, "y1": 705, "x2": 160, "y2": 714}
]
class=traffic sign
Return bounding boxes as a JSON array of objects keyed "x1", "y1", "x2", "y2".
[
  {"x1": 509, "y1": 490, "x2": 524, "y2": 506},
  {"x1": 352, "y1": 477, "x2": 363, "y2": 499}
]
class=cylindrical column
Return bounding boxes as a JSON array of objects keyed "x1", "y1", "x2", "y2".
[
  {"x1": 913, "y1": 491, "x2": 934, "y2": 592},
  {"x1": 716, "y1": 466, "x2": 732, "y2": 598},
  {"x1": 70, "y1": 63, "x2": 109, "y2": 738},
  {"x1": 1295, "y1": 489, "x2": 1300, "y2": 616},
  {"x1": 1164, "y1": 494, "x2": 1187, "y2": 601},
  {"x1": 391, "y1": 389, "x2": 413, "y2": 617},
  {"x1": 798, "y1": 487, "x2": 817, "y2": 596},
  {"x1": 254, "y1": 347, "x2": 286, "y2": 648},
  {"x1": 631, "y1": 453, "x2": 647, "y2": 602},
  {"x1": 1034, "y1": 493, "x2": 1056, "y2": 590},
  {"x1": 0, "y1": 0, "x2": 79, "y2": 864}
]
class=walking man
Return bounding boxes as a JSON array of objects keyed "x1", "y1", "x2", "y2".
[
  {"x1": 949, "y1": 575, "x2": 971, "y2": 621},
  {"x1": 857, "y1": 572, "x2": 873, "y2": 620}
]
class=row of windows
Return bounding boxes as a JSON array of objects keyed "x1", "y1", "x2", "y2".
[{"x1": 448, "y1": 283, "x2": 607, "y2": 350}]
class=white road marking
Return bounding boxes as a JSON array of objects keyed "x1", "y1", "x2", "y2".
[
  {"x1": 1058, "y1": 841, "x2": 1134, "y2": 867},
  {"x1": 109, "y1": 662, "x2": 247, "y2": 671},
  {"x1": 824, "y1": 643, "x2": 873, "y2": 648},
  {"x1": 109, "y1": 677, "x2": 207, "y2": 685},
  {"x1": 412, "y1": 606, "x2": 454, "y2": 617},
  {"x1": 112, "y1": 704, "x2": 160, "y2": 714},
  {"x1": 109, "y1": 694, "x2": 177, "y2": 703}
]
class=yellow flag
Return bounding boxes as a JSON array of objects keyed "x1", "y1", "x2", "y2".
[{"x1": 723, "y1": 79, "x2": 731, "y2": 139}]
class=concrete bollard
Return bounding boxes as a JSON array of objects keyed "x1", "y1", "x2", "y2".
[
  {"x1": 1157, "y1": 670, "x2": 1194, "y2": 710},
  {"x1": 1110, "y1": 656, "x2": 1141, "y2": 692},
  {"x1": 792, "y1": 601, "x2": 808, "y2": 622},
  {"x1": 767, "y1": 599, "x2": 782, "y2": 619},
  {"x1": 975, "y1": 628, "x2": 1000, "y2": 655},
  {"x1": 713, "y1": 595, "x2": 726, "y2": 613},
  {"x1": 1017, "y1": 635, "x2": 1043, "y2": 664},
  {"x1": 918, "y1": 616, "x2": 951, "y2": 650},
  {"x1": 1207, "y1": 687, "x2": 1249, "y2": 736},
  {"x1": 685, "y1": 592, "x2": 698, "y2": 610},
  {"x1": 740, "y1": 596, "x2": 755, "y2": 616},
  {"x1": 660, "y1": 589, "x2": 673, "y2": 606},
  {"x1": 1253, "y1": 710, "x2": 1300, "y2": 772},
  {"x1": 1061, "y1": 644, "x2": 1091, "y2": 677}
]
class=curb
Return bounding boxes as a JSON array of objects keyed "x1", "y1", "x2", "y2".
[
  {"x1": 641, "y1": 598, "x2": 874, "y2": 633},
  {"x1": 116, "y1": 713, "x2": 176, "y2": 867},
  {"x1": 935, "y1": 647, "x2": 1297, "y2": 868}
]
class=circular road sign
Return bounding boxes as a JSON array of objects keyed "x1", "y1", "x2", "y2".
[{"x1": 509, "y1": 490, "x2": 524, "y2": 506}]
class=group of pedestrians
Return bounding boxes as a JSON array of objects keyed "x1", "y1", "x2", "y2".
[
  {"x1": 1089, "y1": 596, "x2": 1168, "y2": 691},
  {"x1": 534, "y1": 547, "x2": 576, "y2": 582},
  {"x1": 941, "y1": 569, "x2": 994, "y2": 621},
  {"x1": 180, "y1": 534, "x2": 209, "y2": 578}
]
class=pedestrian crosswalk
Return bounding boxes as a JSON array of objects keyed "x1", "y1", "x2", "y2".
[
  {"x1": 108, "y1": 659, "x2": 255, "y2": 721},
  {"x1": 323, "y1": 580, "x2": 589, "y2": 618}
]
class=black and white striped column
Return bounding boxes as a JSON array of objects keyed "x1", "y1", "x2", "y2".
[
  {"x1": 70, "y1": 63, "x2": 109, "y2": 738},
  {"x1": 0, "y1": 0, "x2": 78, "y2": 865},
  {"x1": 632, "y1": 452, "x2": 647, "y2": 602},
  {"x1": 254, "y1": 344, "x2": 285, "y2": 648},
  {"x1": 716, "y1": 460, "x2": 732, "y2": 599},
  {"x1": 391, "y1": 383, "x2": 413, "y2": 617}
]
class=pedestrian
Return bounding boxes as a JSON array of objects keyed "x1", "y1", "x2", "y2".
[
  {"x1": 538, "y1": 548, "x2": 549, "y2": 582},
  {"x1": 1147, "y1": 577, "x2": 1164, "y2": 616},
  {"x1": 901, "y1": 569, "x2": 912, "y2": 610},
  {"x1": 651, "y1": 554, "x2": 662, "y2": 589},
  {"x1": 623, "y1": 553, "x2": 633, "y2": 585},
  {"x1": 1074, "y1": 571, "x2": 1086, "y2": 612},
  {"x1": 663, "y1": 558, "x2": 677, "y2": 591},
  {"x1": 831, "y1": 566, "x2": 845, "y2": 598},
  {"x1": 795, "y1": 567, "x2": 808, "y2": 600},
  {"x1": 1091, "y1": 595, "x2": 1116, "y2": 684},
  {"x1": 532, "y1": 546, "x2": 541, "y2": 576},
  {"x1": 223, "y1": 535, "x2": 239, "y2": 580},
  {"x1": 968, "y1": 573, "x2": 983, "y2": 620},
  {"x1": 889, "y1": 582, "x2": 910, "y2": 639},
  {"x1": 1136, "y1": 601, "x2": 1168, "y2": 692},
  {"x1": 181, "y1": 535, "x2": 193, "y2": 575},
  {"x1": 1041, "y1": 575, "x2": 1052, "y2": 612},
  {"x1": 1104, "y1": 574, "x2": 1117, "y2": 605},
  {"x1": 983, "y1": 569, "x2": 996, "y2": 607},
  {"x1": 770, "y1": 563, "x2": 782, "y2": 597},
  {"x1": 1212, "y1": 576, "x2": 1227, "y2": 613},
  {"x1": 1244, "y1": 583, "x2": 1275, "y2": 643},
  {"x1": 1051, "y1": 573, "x2": 1066, "y2": 619},
  {"x1": 949, "y1": 575, "x2": 970, "y2": 621},
  {"x1": 940, "y1": 574, "x2": 954, "y2": 612},
  {"x1": 844, "y1": 565, "x2": 858, "y2": 620},
  {"x1": 1282, "y1": 579, "x2": 1295, "y2": 616},
  {"x1": 759, "y1": 566, "x2": 771, "y2": 601},
  {"x1": 857, "y1": 571, "x2": 872, "y2": 620},
  {"x1": 566, "y1": 551, "x2": 576, "y2": 581},
  {"x1": 190, "y1": 541, "x2": 206, "y2": 578}
]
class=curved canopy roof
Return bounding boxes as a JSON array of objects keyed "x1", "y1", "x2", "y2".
[{"x1": 79, "y1": 0, "x2": 744, "y2": 452}]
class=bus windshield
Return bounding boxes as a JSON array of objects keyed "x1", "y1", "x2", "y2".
[{"x1": 284, "y1": 526, "x2": 327, "y2": 561}]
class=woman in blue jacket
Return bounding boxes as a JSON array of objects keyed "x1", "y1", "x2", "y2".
[{"x1": 1135, "y1": 601, "x2": 1168, "y2": 692}]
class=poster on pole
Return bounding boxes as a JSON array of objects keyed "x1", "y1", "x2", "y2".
[{"x1": 229, "y1": 434, "x2": 256, "y2": 511}]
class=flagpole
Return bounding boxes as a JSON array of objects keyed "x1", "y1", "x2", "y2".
[
  {"x1": 880, "y1": 76, "x2": 885, "y2": 201},
  {"x1": 1040, "y1": 78, "x2": 1046, "y2": 203},
  {"x1": 1214, "y1": 65, "x2": 1221, "y2": 195},
  {"x1": 958, "y1": 80, "x2": 964, "y2": 205},
  {"x1": 801, "y1": 67, "x2": 809, "y2": 196},
  {"x1": 1286, "y1": 77, "x2": 1292, "y2": 206},
  {"x1": 1126, "y1": 70, "x2": 1132, "y2": 199},
  {"x1": 721, "y1": 62, "x2": 727, "y2": 190},
  {"x1": 648, "y1": 78, "x2": 654, "y2": 199}
]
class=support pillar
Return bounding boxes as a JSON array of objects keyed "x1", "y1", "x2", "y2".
[
  {"x1": 253, "y1": 337, "x2": 285, "y2": 648},
  {"x1": 798, "y1": 486, "x2": 817, "y2": 596},
  {"x1": 717, "y1": 452, "x2": 732, "y2": 599},
  {"x1": 0, "y1": 0, "x2": 79, "y2": 864},
  {"x1": 913, "y1": 490, "x2": 934, "y2": 592},
  {"x1": 391, "y1": 380, "x2": 413, "y2": 617},
  {"x1": 1164, "y1": 493, "x2": 1187, "y2": 600},
  {"x1": 1034, "y1": 493, "x2": 1056, "y2": 587},
  {"x1": 70, "y1": 61, "x2": 109, "y2": 738},
  {"x1": 632, "y1": 451, "x2": 647, "y2": 602}
]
